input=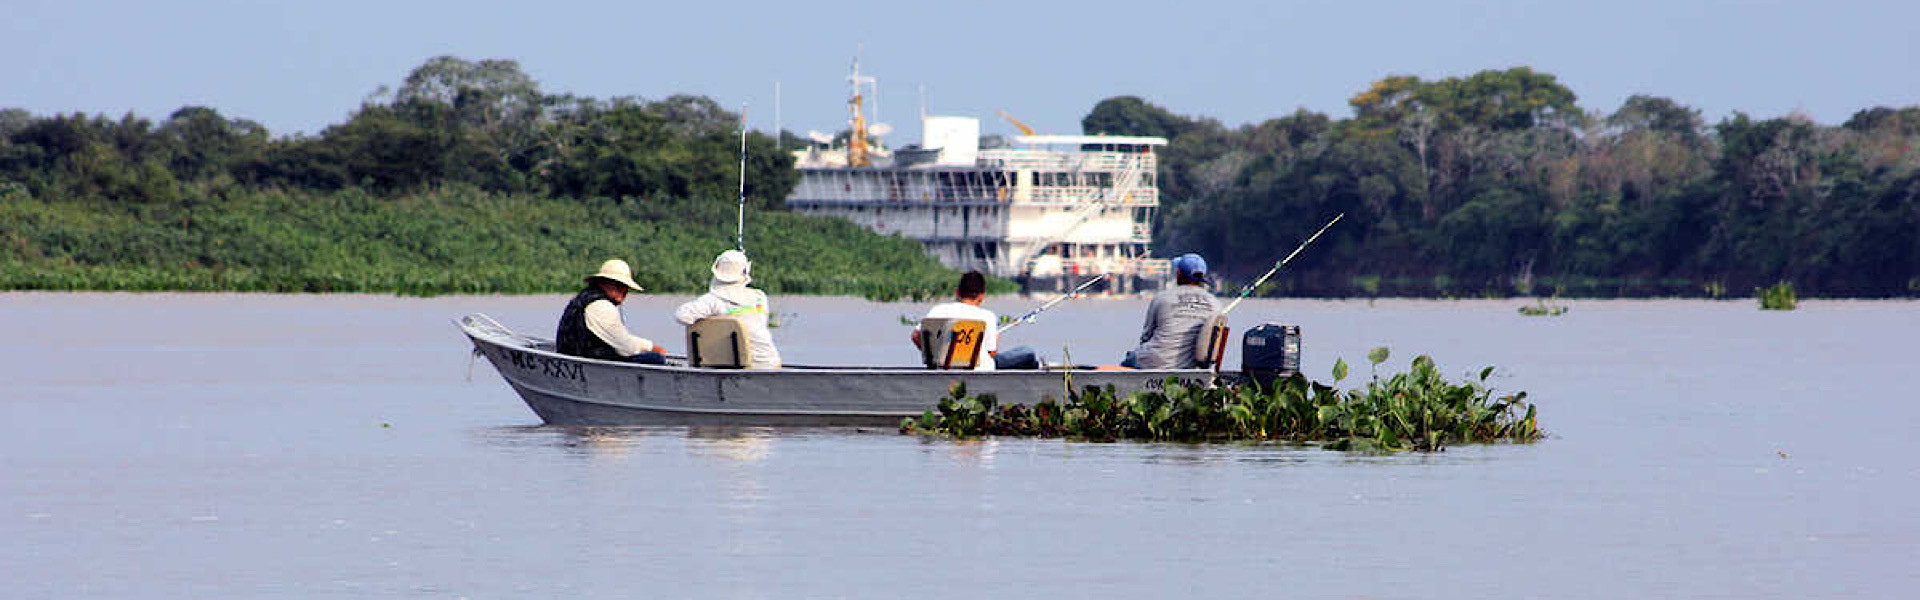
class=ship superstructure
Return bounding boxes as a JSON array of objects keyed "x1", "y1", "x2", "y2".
[{"x1": 783, "y1": 65, "x2": 1170, "y2": 291}]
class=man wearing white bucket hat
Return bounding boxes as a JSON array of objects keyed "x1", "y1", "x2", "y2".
[
  {"x1": 556, "y1": 259, "x2": 668, "y2": 364},
  {"x1": 674, "y1": 250, "x2": 782, "y2": 369}
]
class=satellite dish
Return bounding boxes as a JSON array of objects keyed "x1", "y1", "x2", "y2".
[
  {"x1": 807, "y1": 130, "x2": 833, "y2": 145},
  {"x1": 868, "y1": 123, "x2": 894, "y2": 137}
]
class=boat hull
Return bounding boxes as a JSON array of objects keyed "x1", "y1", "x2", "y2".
[{"x1": 460, "y1": 315, "x2": 1227, "y2": 427}]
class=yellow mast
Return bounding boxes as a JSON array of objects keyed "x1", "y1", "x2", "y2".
[
  {"x1": 847, "y1": 58, "x2": 871, "y2": 167},
  {"x1": 848, "y1": 93, "x2": 869, "y2": 167}
]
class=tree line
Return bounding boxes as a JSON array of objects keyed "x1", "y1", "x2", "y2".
[
  {"x1": 5, "y1": 59, "x2": 1916, "y2": 297},
  {"x1": 1086, "y1": 68, "x2": 1920, "y2": 297},
  {"x1": 0, "y1": 56, "x2": 797, "y2": 208}
]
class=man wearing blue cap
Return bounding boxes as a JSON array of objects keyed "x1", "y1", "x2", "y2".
[{"x1": 1122, "y1": 253, "x2": 1220, "y2": 369}]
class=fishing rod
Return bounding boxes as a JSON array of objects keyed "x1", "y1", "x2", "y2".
[
  {"x1": 736, "y1": 104, "x2": 749, "y2": 253},
  {"x1": 999, "y1": 273, "x2": 1110, "y2": 333},
  {"x1": 1221, "y1": 213, "x2": 1344, "y2": 315}
]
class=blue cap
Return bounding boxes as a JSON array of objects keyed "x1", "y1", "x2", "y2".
[{"x1": 1172, "y1": 253, "x2": 1207, "y2": 278}]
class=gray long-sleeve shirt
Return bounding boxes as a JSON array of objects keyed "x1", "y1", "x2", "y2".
[{"x1": 1130, "y1": 284, "x2": 1219, "y2": 369}]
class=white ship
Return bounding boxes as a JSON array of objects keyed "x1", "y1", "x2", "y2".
[{"x1": 783, "y1": 62, "x2": 1170, "y2": 292}]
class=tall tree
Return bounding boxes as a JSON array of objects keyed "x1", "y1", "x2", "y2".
[{"x1": 1081, "y1": 96, "x2": 1194, "y2": 139}]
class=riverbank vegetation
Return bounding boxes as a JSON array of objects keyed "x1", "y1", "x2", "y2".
[
  {"x1": 1085, "y1": 71, "x2": 1920, "y2": 298},
  {"x1": 0, "y1": 185, "x2": 997, "y2": 298},
  {"x1": 901, "y1": 349, "x2": 1539, "y2": 451}
]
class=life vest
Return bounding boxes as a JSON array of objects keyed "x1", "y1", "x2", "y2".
[{"x1": 555, "y1": 286, "x2": 623, "y2": 361}]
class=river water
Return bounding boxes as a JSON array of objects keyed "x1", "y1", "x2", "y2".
[{"x1": 3, "y1": 293, "x2": 1914, "y2": 598}]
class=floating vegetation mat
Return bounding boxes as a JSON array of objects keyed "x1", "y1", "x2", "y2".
[
  {"x1": 901, "y1": 349, "x2": 1540, "y2": 452},
  {"x1": 1758, "y1": 281, "x2": 1798, "y2": 310},
  {"x1": 1517, "y1": 298, "x2": 1569, "y2": 316}
]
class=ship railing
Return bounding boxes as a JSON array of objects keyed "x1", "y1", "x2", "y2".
[
  {"x1": 1023, "y1": 257, "x2": 1173, "y2": 277},
  {"x1": 793, "y1": 188, "x2": 1158, "y2": 206},
  {"x1": 1024, "y1": 187, "x2": 1158, "y2": 206},
  {"x1": 979, "y1": 151, "x2": 1155, "y2": 173},
  {"x1": 1009, "y1": 159, "x2": 1152, "y2": 270},
  {"x1": 1134, "y1": 258, "x2": 1171, "y2": 276}
]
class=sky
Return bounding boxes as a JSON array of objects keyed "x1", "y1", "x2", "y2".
[{"x1": 7, "y1": 0, "x2": 1917, "y2": 143}]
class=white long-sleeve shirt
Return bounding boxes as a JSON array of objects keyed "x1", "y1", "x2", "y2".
[
  {"x1": 584, "y1": 299, "x2": 656, "y2": 357},
  {"x1": 1130, "y1": 284, "x2": 1218, "y2": 369},
  {"x1": 674, "y1": 284, "x2": 781, "y2": 368}
]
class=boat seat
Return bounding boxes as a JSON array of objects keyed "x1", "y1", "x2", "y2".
[
  {"x1": 918, "y1": 318, "x2": 987, "y2": 370},
  {"x1": 686, "y1": 316, "x2": 753, "y2": 369},
  {"x1": 1194, "y1": 313, "x2": 1230, "y2": 368}
]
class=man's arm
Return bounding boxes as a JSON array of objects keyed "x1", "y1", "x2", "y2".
[
  {"x1": 584, "y1": 300, "x2": 654, "y2": 356},
  {"x1": 1137, "y1": 295, "x2": 1161, "y2": 344},
  {"x1": 673, "y1": 296, "x2": 719, "y2": 326},
  {"x1": 983, "y1": 310, "x2": 999, "y2": 358}
]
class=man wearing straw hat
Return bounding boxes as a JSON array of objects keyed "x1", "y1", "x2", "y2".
[
  {"x1": 556, "y1": 259, "x2": 668, "y2": 364},
  {"x1": 674, "y1": 250, "x2": 782, "y2": 369}
]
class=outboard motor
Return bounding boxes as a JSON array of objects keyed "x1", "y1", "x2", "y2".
[{"x1": 1241, "y1": 323, "x2": 1301, "y2": 389}]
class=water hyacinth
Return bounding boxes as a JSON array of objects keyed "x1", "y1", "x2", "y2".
[
  {"x1": 902, "y1": 349, "x2": 1540, "y2": 452},
  {"x1": 1518, "y1": 297, "x2": 1569, "y2": 316},
  {"x1": 1758, "y1": 281, "x2": 1798, "y2": 310}
]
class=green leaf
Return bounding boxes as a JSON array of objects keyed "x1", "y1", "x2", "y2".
[
  {"x1": 1332, "y1": 358, "x2": 1349, "y2": 382},
  {"x1": 1367, "y1": 347, "x2": 1390, "y2": 366},
  {"x1": 1479, "y1": 366, "x2": 1495, "y2": 381}
]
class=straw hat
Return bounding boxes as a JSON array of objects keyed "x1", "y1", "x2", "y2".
[
  {"x1": 710, "y1": 250, "x2": 752, "y2": 285},
  {"x1": 585, "y1": 259, "x2": 644, "y2": 291}
]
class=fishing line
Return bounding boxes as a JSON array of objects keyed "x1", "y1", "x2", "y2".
[{"x1": 1221, "y1": 213, "x2": 1344, "y2": 315}]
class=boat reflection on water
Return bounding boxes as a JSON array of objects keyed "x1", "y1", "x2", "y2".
[
  {"x1": 686, "y1": 427, "x2": 777, "y2": 463},
  {"x1": 474, "y1": 425, "x2": 786, "y2": 462}
]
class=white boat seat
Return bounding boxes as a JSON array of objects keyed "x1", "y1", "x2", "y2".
[
  {"x1": 1194, "y1": 313, "x2": 1230, "y2": 367},
  {"x1": 918, "y1": 318, "x2": 987, "y2": 370},
  {"x1": 687, "y1": 316, "x2": 753, "y2": 369}
]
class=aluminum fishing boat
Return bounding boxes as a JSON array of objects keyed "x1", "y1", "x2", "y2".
[{"x1": 458, "y1": 314, "x2": 1234, "y2": 426}]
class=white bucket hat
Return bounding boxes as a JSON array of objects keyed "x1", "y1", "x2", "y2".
[
  {"x1": 585, "y1": 259, "x2": 644, "y2": 291},
  {"x1": 710, "y1": 250, "x2": 752, "y2": 285}
]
